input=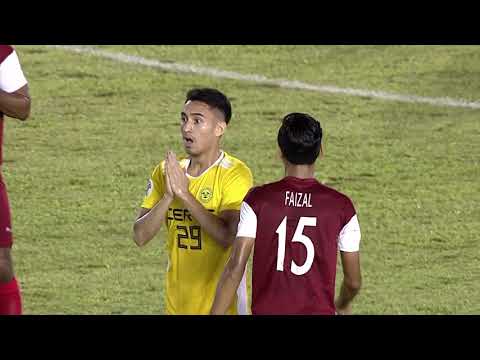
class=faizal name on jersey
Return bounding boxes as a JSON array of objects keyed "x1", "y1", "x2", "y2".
[
  {"x1": 142, "y1": 151, "x2": 253, "y2": 314},
  {"x1": 285, "y1": 191, "x2": 312, "y2": 208}
]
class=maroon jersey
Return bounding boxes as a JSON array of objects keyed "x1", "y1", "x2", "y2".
[{"x1": 238, "y1": 176, "x2": 360, "y2": 315}]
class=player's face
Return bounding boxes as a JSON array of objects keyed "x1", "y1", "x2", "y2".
[{"x1": 180, "y1": 100, "x2": 226, "y2": 156}]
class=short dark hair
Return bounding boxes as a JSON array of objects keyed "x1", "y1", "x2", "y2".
[
  {"x1": 185, "y1": 88, "x2": 232, "y2": 124},
  {"x1": 277, "y1": 112, "x2": 322, "y2": 165}
]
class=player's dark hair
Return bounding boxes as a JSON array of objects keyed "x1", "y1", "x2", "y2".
[
  {"x1": 277, "y1": 112, "x2": 322, "y2": 165},
  {"x1": 185, "y1": 88, "x2": 232, "y2": 124}
]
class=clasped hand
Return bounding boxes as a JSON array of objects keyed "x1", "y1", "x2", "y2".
[{"x1": 164, "y1": 151, "x2": 190, "y2": 200}]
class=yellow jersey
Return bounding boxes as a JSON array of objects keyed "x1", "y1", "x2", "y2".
[{"x1": 141, "y1": 151, "x2": 253, "y2": 314}]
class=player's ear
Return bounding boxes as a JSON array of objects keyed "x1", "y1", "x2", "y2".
[
  {"x1": 215, "y1": 120, "x2": 226, "y2": 137},
  {"x1": 319, "y1": 144, "x2": 324, "y2": 158}
]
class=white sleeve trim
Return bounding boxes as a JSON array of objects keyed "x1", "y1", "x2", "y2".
[
  {"x1": 0, "y1": 50, "x2": 28, "y2": 93},
  {"x1": 236, "y1": 201, "x2": 257, "y2": 238},
  {"x1": 338, "y1": 214, "x2": 361, "y2": 252}
]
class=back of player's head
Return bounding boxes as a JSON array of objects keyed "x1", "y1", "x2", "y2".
[
  {"x1": 277, "y1": 112, "x2": 322, "y2": 165},
  {"x1": 185, "y1": 88, "x2": 232, "y2": 124}
]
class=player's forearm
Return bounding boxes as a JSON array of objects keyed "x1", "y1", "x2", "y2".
[
  {"x1": 335, "y1": 278, "x2": 361, "y2": 311},
  {"x1": 133, "y1": 195, "x2": 173, "y2": 246},
  {"x1": 210, "y1": 263, "x2": 244, "y2": 315},
  {"x1": 180, "y1": 193, "x2": 233, "y2": 248},
  {"x1": 0, "y1": 90, "x2": 31, "y2": 121}
]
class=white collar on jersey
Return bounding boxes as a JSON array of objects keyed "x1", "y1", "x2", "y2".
[{"x1": 185, "y1": 151, "x2": 225, "y2": 179}]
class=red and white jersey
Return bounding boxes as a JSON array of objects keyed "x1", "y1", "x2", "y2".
[
  {"x1": 0, "y1": 45, "x2": 28, "y2": 164},
  {"x1": 237, "y1": 176, "x2": 361, "y2": 315}
]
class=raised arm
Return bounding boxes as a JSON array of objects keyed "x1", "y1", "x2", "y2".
[
  {"x1": 133, "y1": 157, "x2": 173, "y2": 247},
  {"x1": 133, "y1": 195, "x2": 173, "y2": 247},
  {"x1": 166, "y1": 152, "x2": 251, "y2": 248},
  {"x1": 178, "y1": 194, "x2": 240, "y2": 248}
]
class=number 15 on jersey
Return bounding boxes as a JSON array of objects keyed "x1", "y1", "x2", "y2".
[{"x1": 275, "y1": 216, "x2": 316, "y2": 276}]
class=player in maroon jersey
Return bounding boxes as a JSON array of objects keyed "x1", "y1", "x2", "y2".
[
  {"x1": 0, "y1": 45, "x2": 31, "y2": 315},
  {"x1": 211, "y1": 112, "x2": 361, "y2": 315}
]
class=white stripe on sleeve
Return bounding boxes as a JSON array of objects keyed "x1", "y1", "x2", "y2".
[
  {"x1": 0, "y1": 50, "x2": 28, "y2": 93},
  {"x1": 338, "y1": 214, "x2": 361, "y2": 252},
  {"x1": 236, "y1": 201, "x2": 257, "y2": 238}
]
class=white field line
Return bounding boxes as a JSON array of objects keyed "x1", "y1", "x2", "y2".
[{"x1": 47, "y1": 45, "x2": 480, "y2": 110}]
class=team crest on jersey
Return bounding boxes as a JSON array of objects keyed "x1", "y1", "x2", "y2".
[
  {"x1": 145, "y1": 179, "x2": 153, "y2": 197},
  {"x1": 199, "y1": 187, "x2": 213, "y2": 203}
]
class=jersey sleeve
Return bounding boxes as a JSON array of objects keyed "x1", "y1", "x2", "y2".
[
  {"x1": 140, "y1": 162, "x2": 165, "y2": 210},
  {"x1": 236, "y1": 201, "x2": 258, "y2": 238},
  {"x1": 219, "y1": 164, "x2": 253, "y2": 212},
  {"x1": 337, "y1": 197, "x2": 361, "y2": 252},
  {"x1": 0, "y1": 48, "x2": 28, "y2": 93}
]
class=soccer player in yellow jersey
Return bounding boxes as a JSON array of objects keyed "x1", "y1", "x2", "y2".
[{"x1": 133, "y1": 88, "x2": 253, "y2": 314}]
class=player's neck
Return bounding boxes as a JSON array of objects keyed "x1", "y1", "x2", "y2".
[
  {"x1": 284, "y1": 164, "x2": 316, "y2": 180},
  {"x1": 188, "y1": 148, "x2": 222, "y2": 177}
]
